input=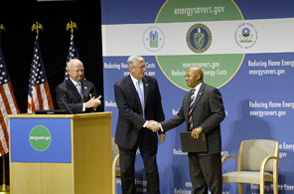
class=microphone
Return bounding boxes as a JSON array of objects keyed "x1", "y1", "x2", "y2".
[{"x1": 62, "y1": 98, "x2": 74, "y2": 114}]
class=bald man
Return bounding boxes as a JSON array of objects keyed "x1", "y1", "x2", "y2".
[
  {"x1": 55, "y1": 58, "x2": 102, "y2": 113},
  {"x1": 150, "y1": 66, "x2": 225, "y2": 194}
]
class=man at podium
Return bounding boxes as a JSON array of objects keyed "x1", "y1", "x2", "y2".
[{"x1": 55, "y1": 58, "x2": 102, "y2": 113}]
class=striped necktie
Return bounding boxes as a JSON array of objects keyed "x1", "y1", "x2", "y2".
[{"x1": 188, "y1": 89, "x2": 196, "y2": 131}]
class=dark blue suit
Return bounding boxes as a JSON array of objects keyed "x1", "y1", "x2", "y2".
[
  {"x1": 114, "y1": 75, "x2": 165, "y2": 194},
  {"x1": 55, "y1": 79, "x2": 97, "y2": 113}
]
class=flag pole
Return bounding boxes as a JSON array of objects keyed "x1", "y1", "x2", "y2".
[
  {"x1": 64, "y1": 21, "x2": 79, "y2": 80},
  {"x1": 0, "y1": 24, "x2": 9, "y2": 194},
  {"x1": 28, "y1": 22, "x2": 54, "y2": 113},
  {"x1": 0, "y1": 24, "x2": 4, "y2": 45},
  {"x1": 0, "y1": 155, "x2": 9, "y2": 194}
]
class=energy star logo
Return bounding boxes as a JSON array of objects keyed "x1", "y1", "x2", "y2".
[
  {"x1": 143, "y1": 26, "x2": 165, "y2": 52},
  {"x1": 235, "y1": 23, "x2": 258, "y2": 49}
]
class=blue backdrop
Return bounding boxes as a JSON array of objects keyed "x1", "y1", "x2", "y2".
[{"x1": 101, "y1": 0, "x2": 294, "y2": 193}]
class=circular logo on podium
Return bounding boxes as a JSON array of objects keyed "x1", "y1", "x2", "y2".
[{"x1": 29, "y1": 125, "x2": 51, "y2": 151}]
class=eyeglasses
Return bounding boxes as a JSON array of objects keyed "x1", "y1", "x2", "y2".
[{"x1": 136, "y1": 65, "x2": 146, "y2": 70}]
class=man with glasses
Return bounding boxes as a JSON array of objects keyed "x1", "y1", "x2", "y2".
[{"x1": 114, "y1": 55, "x2": 165, "y2": 194}]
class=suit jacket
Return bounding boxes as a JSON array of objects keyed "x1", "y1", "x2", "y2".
[
  {"x1": 114, "y1": 75, "x2": 165, "y2": 150},
  {"x1": 55, "y1": 78, "x2": 98, "y2": 113},
  {"x1": 161, "y1": 83, "x2": 225, "y2": 154}
]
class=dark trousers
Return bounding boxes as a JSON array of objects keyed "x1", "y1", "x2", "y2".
[
  {"x1": 188, "y1": 153, "x2": 222, "y2": 194},
  {"x1": 118, "y1": 129, "x2": 160, "y2": 194}
]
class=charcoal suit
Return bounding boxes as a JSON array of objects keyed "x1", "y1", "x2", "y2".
[
  {"x1": 55, "y1": 78, "x2": 98, "y2": 113},
  {"x1": 114, "y1": 75, "x2": 165, "y2": 194},
  {"x1": 161, "y1": 83, "x2": 225, "y2": 194}
]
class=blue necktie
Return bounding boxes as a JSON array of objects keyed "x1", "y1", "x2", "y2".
[
  {"x1": 136, "y1": 80, "x2": 144, "y2": 116},
  {"x1": 76, "y1": 83, "x2": 83, "y2": 99}
]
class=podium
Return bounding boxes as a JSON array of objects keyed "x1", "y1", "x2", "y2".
[{"x1": 8, "y1": 112, "x2": 112, "y2": 194}]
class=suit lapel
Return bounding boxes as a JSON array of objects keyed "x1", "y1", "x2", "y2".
[
  {"x1": 66, "y1": 79, "x2": 83, "y2": 102},
  {"x1": 142, "y1": 77, "x2": 148, "y2": 107},
  {"x1": 191, "y1": 84, "x2": 205, "y2": 111},
  {"x1": 81, "y1": 80, "x2": 90, "y2": 99},
  {"x1": 127, "y1": 76, "x2": 141, "y2": 105},
  {"x1": 184, "y1": 89, "x2": 195, "y2": 121}
]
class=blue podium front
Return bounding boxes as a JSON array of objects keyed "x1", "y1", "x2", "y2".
[
  {"x1": 8, "y1": 112, "x2": 112, "y2": 194},
  {"x1": 10, "y1": 118, "x2": 71, "y2": 163}
]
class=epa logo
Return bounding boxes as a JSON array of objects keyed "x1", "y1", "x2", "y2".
[
  {"x1": 143, "y1": 26, "x2": 165, "y2": 52},
  {"x1": 235, "y1": 23, "x2": 258, "y2": 49}
]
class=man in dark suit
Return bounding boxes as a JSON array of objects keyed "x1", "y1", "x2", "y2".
[
  {"x1": 55, "y1": 58, "x2": 102, "y2": 113},
  {"x1": 114, "y1": 55, "x2": 165, "y2": 194},
  {"x1": 149, "y1": 66, "x2": 225, "y2": 194}
]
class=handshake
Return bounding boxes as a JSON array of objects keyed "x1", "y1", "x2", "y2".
[{"x1": 146, "y1": 120, "x2": 163, "y2": 133}]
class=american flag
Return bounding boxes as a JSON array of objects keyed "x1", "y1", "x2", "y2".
[
  {"x1": 27, "y1": 36, "x2": 54, "y2": 113},
  {"x1": 64, "y1": 34, "x2": 79, "y2": 80},
  {"x1": 0, "y1": 45, "x2": 20, "y2": 156}
]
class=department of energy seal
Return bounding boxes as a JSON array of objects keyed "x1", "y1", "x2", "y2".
[{"x1": 186, "y1": 23, "x2": 212, "y2": 54}]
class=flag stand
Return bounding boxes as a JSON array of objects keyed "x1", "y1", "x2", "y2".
[
  {"x1": 0, "y1": 155, "x2": 9, "y2": 194},
  {"x1": 0, "y1": 24, "x2": 9, "y2": 194}
]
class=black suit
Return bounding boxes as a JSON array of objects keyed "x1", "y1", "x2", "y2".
[
  {"x1": 55, "y1": 79, "x2": 98, "y2": 113},
  {"x1": 161, "y1": 83, "x2": 225, "y2": 194},
  {"x1": 114, "y1": 75, "x2": 165, "y2": 194}
]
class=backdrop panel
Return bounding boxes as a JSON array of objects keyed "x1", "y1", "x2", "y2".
[{"x1": 101, "y1": 0, "x2": 294, "y2": 193}]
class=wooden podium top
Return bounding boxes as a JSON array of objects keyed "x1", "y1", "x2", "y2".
[{"x1": 8, "y1": 111, "x2": 112, "y2": 119}]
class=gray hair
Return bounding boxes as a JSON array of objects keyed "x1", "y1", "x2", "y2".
[
  {"x1": 66, "y1": 61, "x2": 71, "y2": 71},
  {"x1": 127, "y1": 55, "x2": 144, "y2": 69}
]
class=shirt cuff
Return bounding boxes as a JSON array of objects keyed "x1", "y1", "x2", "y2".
[
  {"x1": 159, "y1": 123, "x2": 164, "y2": 133},
  {"x1": 82, "y1": 103, "x2": 86, "y2": 112},
  {"x1": 143, "y1": 121, "x2": 148, "y2": 128}
]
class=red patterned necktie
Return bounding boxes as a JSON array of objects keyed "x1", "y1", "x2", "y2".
[{"x1": 188, "y1": 89, "x2": 196, "y2": 131}]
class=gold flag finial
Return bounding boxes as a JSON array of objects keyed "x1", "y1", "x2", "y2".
[
  {"x1": 0, "y1": 24, "x2": 5, "y2": 32},
  {"x1": 66, "y1": 21, "x2": 78, "y2": 35},
  {"x1": 0, "y1": 24, "x2": 5, "y2": 44},
  {"x1": 31, "y1": 22, "x2": 43, "y2": 36}
]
